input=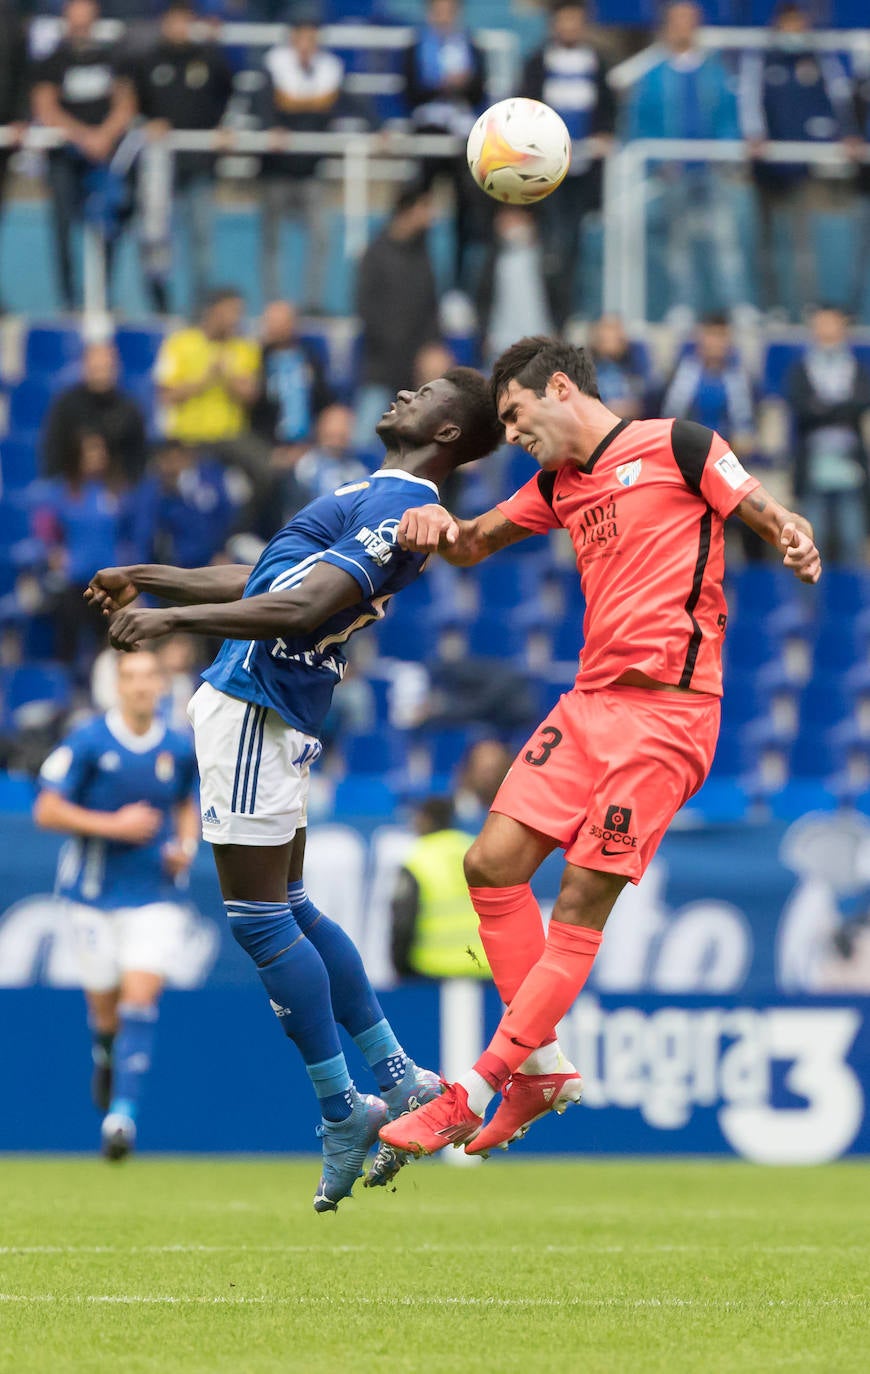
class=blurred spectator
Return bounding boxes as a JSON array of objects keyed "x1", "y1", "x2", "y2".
[
  {"x1": 785, "y1": 305, "x2": 870, "y2": 565},
  {"x1": 251, "y1": 299, "x2": 334, "y2": 456},
  {"x1": 283, "y1": 404, "x2": 368, "y2": 516},
  {"x1": 127, "y1": 0, "x2": 233, "y2": 314},
  {"x1": 453, "y1": 737, "x2": 513, "y2": 829},
  {"x1": 0, "y1": 1, "x2": 28, "y2": 316},
  {"x1": 33, "y1": 431, "x2": 132, "y2": 670},
  {"x1": 739, "y1": 2, "x2": 855, "y2": 321},
  {"x1": 155, "y1": 633, "x2": 200, "y2": 731},
  {"x1": 588, "y1": 315, "x2": 650, "y2": 420},
  {"x1": 259, "y1": 18, "x2": 344, "y2": 312},
  {"x1": 391, "y1": 796, "x2": 490, "y2": 980},
  {"x1": 41, "y1": 341, "x2": 148, "y2": 483},
  {"x1": 404, "y1": 0, "x2": 488, "y2": 293},
  {"x1": 626, "y1": 0, "x2": 748, "y2": 325},
  {"x1": 131, "y1": 440, "x2": 238, "y2": 568},
  {"x1": 476, "y1": 207, "x2": 553, "y2": 368},
  {"x1": 413, "y1": 341, "x2": 456, "y2": 388},
  {"x1": 155, "y1": 287, "x2": 274, "y2": 525},
  {"x1": 661, "y1": 315, "x2": 756, "y2": 453},
  {"x1": 522, "y1": 0, "x2": 615, "y2": 328},
  {"x1": 353, "y1": 184, "x2": 439, "y2": 449},
  {"x1": 30, "y1": 0, "x2": 137, "y2": 310},
  {"x1": 414, "y1": 623, "x2": 538, "y2": 733}
]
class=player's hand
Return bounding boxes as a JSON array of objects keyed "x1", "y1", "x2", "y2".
[
  {"x1": 108, "y1": 607, "x2": 176, "y2": 652},
  {"x1": 85, "y1": 567, "x2": 140, "y2": 616},
  {"x1": 781, "y1": 522, "x2": 821, "y2": 585},
  {"x1": 110, "y1": 803, "x2": 164, "y2": 845},
  {"x1": 397, "y1": 504, "x2": 459, "y2": 553}
]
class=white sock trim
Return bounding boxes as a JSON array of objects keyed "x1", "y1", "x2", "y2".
[
  {"x1": 457, "y1": 1069, "x2": 496, "y2": 1116},
  {"x1": 518, "y1": 1042, "x2": 573, "y2": 1076}
]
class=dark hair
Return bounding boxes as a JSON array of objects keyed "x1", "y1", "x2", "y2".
[
  {"x1": 391, "y1": 181, "x2": 429, "y2": 219},
  {"x1": 164, "y1": 0, "x2": 194, "y2": 14},
  {"x1": 416, "y1": 797, "x2": 455, "y2": 832},
  {"x1": 202, "y1": 286, "x2": 243, "y2": 312},
  {"x1": 699, "y1": 312, "x2": 730, "y2": 329},
  {"x1": 442, "y1": 366, "x2": 504, "y2": 464},
  {"x1": 490, "y1": 336, "x2": 600, "y2": 408},
  {"x1": 551, "y1": 0, "x2": 587, "y2": 13}
]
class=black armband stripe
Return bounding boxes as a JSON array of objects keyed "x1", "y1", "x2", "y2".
[
  {"x1": 679, "y1": 509, "x2": 713, "y2": 689},
  {"x1": 671, "y1": 419, "x2": 715, "y2": 496}
]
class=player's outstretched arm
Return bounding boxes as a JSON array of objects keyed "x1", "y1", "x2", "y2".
[
  {"x1": 397, "y1": 505, "x2": 533, "y2": 566},
  {"x1": 107, "y1": 562, "x2": 364, "y2": 652},
  {"x1": 735, "y1": 486, "x2": 822, "y2": 585},
  {"x1": 85, "y1": 563, "x2": 254, "y2": 615},
  {"x1": 33, "y1": 791, "x2": 163, "y2": 845}
]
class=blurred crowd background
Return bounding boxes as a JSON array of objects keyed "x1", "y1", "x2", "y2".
[{"x1": 1, "y1": 0, "x2": 870, "y2": 815}]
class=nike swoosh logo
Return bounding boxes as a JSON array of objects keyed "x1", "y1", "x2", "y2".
[
  {"x1": 509, "y1": 1036, "x2": 537, "y2": 1050},
  {"x1": 555, "y1": 494, "x2": 568, "y2": 502},
  {"x1": 601, "y1": 845, "x2": 629, "y2": 857}
]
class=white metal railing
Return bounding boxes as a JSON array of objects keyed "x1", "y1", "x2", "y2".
[
  {"x1": 1, "y1": 125, "x2": 868, "y2": 323},
  {"x1": 604, "y1": 138, "x2": 870, "y2": 324}
]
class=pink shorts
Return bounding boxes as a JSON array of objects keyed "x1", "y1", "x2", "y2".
[{"x1": 491, "y1": 685, "x2": 720, "y2": 883}]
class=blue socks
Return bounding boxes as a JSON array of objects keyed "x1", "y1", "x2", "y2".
[
  {"x1": 288, "y1": 881, "x2": 410, "y2": 1094},
  {"x1": 110, "y1": 1004, "x2": 157, "y2": 1122},
  {"x1": 226, "y1": 900, "x2": 353, "y2": 1121}
]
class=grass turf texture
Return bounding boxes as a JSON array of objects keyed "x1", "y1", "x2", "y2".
[{"x1": 0, "y1": 1158, "x2": 868, "y2": 1373}]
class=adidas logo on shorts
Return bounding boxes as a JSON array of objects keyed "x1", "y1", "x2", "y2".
[{"x1": 202, "y1": 806, "x2": 220, "y2": 825}]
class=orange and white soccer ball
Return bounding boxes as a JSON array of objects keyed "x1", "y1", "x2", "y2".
[{"x1": 466, "y1": 98, "x2": 572, "y2": 205}]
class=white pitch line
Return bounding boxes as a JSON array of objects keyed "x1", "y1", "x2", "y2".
[
  {"x1": 0, "y1": 1243, "x2": 864, "y2": 1257},
  {"x1": 0, "y1": 1294, "x2": 867, "y2": 1310}
]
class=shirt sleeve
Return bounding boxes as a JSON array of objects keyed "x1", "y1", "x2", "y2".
[
  {"x1": 320, "y1": 487, "x2": 423, "y2": 597},
  {"x1": 670, "y1": 419, "x2": 759, "y2": 519},
  {"x1": 496, "y1": 471, "x2": 562, "y2": 534},
  {"x1": 37, "y1": 729, "x2": 93, "y2": 802}
]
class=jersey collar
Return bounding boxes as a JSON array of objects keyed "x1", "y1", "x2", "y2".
[
  {"x1": 372, "y1": 469, "x2": 440, "y2": 498},
  {"x1": 584, "y1": 419, "x2": 632, "y2": 474},
  {"x1": 105, "y1": 708, "x2": 166, "y2": 754}
]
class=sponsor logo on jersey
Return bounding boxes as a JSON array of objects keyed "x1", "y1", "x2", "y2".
[
  {"x1": 269, "y1": 998, "x2": 292, "y2": 1018},
  {"x1": 590, "y1": 803, "x2": 638, "y2": 855},
  {"x1": 714, "y1": 450, "x2": 751, "y2": 491},
  {"x1": 335, "y1": 481, "x2": 370, "y2": 496},
  {"x1": 355, "y1": 518, "x2": 399, "y2": 567},
  {"x1": 98, "y1": 752, "x2": 121, "y2": 772},
  {"x1": 616, "y1": 459, "x2": 642, "y2": 488},
  {"x1": 202, "y1": 806, "x2": 220, "y2": 826},
  {"x1": 155, "y1": 751, "x2": 175, "y2": 782}
]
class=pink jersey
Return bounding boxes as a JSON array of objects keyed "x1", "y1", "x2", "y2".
[{"x1": 497, "y1": 418, "x2": 759, "y2": 697}]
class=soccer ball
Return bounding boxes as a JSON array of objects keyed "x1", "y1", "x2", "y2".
[{"x1": 466, "y1": 98, "x2": 572, "y2": 205}]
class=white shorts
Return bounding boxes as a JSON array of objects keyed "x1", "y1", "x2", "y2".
[
  {"x1": 187, "y1": 682, "x2": 320, "y2": 846},
  {"x1": 69, "y1": 901, "x2": 188, "y2": 992}
]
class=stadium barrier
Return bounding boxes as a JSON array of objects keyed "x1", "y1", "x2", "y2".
[{"x1": 1, "y1": 807, "x2": 869, "y2": 1158}]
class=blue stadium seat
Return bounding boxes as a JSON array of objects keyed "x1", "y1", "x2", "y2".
[
  {"x1": 760, "y1": 340, "x2": 803, "y2": 397},
  {"x1": 24, "y1": 325, "x2": 83, "y2": 378},
  {"x1": 473, "y1": 557, "x2": 536, "y2": 612},
  {"x1": 0, "y1": 502, "x2": 31, "y2": 545},
  {"x1": 799, "y1": 676, "x2": 855, "y2": 729},
  {"x1": 9, "y1": 379, "x2": 54, "y2": 432},
  {"x1": 423, "y1": 726, "x2": 479, "y2": 777},
  {"x1": 816, "y1": 567, "x2": 870, "y2": 618},
  {"x1": 1, "y1": 662, "x2": 71, "y2": 714},
  {"x1": 115, "y1": 326, "x2": 165, "y2": 377},
  {"x1": 340, "y1": 729, "x2": 406, "y2": 775},
  {"x1": 374, "y1": 610, "x2": 431, "y2": 662},
  {"x1": 0, "y1": 438, "x2": 37, "y2": 491},
  {"x1": 812, "y1": 618, "x2": 866, "y2": 672}
]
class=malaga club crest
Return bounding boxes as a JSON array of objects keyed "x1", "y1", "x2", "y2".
[{"x1": 616, "y1": 459, "x2": 642, "y2": 488}]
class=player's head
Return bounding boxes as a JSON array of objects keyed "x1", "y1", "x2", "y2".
[
  {"x1": 65, "y1": 0, "x2": 99, "y2": 40},
  {"x1": 161, "y1": 0, "x2": 194, "y2": 44},
  {"x1": 551, "y1": 1, "x2": 588, "y2": 47},
  {"x1": 697, "y1": 313, "x2": 732, "y2": 369},
  {"x1": 115, "y1": 650, "x2": 164, "y2": 725},
  {"x1": 377, "y1": 366, "x2": 503, "y2": 468},
  {"x1": 773, "y1": 1, "x2": 810, "y2": 33},
  {"x1": 83, "y1": 341, "x2": 119, "y2": 393},
  {"x1": 810, "y1": 303, "x2": 849, "y2": 349},
  {"x1": 662, "y1": 0, "x2": 700, "y2": 51},
  {"x1": 490, "y1": 336, "x2": 600, "y2": 469}
]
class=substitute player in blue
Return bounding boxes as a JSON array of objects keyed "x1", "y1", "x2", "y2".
[
  {"x1": 34, "y1": 650, "x2": 199, "y2": 1161},
  {"x1": 85, "y1": 370, "x2": 503, "y2": 1210}
]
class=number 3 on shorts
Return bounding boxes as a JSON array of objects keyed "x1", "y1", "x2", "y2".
[{"x1": 523, "y1": 725, "x2": 563, "y2": 768}]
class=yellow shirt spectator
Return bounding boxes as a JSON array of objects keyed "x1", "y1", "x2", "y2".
[{"x1": 155, "y1": 326, "x2": 261, "y2": 445}]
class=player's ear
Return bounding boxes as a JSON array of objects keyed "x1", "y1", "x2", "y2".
[
  {"x1": 434, "y1": 421, "x2": 461, "y2": 445},
  {"x1": 548, "y1": 371, "x2": 573, "y2": 400}
]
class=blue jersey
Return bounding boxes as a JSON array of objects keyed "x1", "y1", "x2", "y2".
[
  {"x1": 202, "y1": 469, "x2": 433, "y2": 737},
  {"x1": 38, "y1": 711, "x2": 197, "y2": 911}
]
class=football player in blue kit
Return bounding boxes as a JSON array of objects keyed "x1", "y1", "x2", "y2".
[
  {"x1": 34, "y1": 650, "x2": 199, "y2": 1161},
  {"x1": 85, "y1": 369, "x2": 503, "y2": 1210}
]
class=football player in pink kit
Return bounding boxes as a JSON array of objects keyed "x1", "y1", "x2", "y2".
[{"x1": 379, "y1": 336, "x2": 821, "y2": 1161}]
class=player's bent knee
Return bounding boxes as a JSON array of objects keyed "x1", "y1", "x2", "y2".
[
  {"x1": 463, "y1": 838, "x2": 504, "y2": 889},
  {"x1": 552, "y1": 865, "x2": 627, "y2": 931}
]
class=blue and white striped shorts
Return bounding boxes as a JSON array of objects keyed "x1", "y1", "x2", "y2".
[{"x1": 187, "y1": 683, "x2": 320, "y2": 846}]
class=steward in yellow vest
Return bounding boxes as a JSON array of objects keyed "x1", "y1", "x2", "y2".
[{"x1": 391, "y1": 799, "x2": 491, "y2": 980}]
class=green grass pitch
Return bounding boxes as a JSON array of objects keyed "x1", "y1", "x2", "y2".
[{"x1": 0, "y1": 1156, "x2": 868, "y2": 1373}]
